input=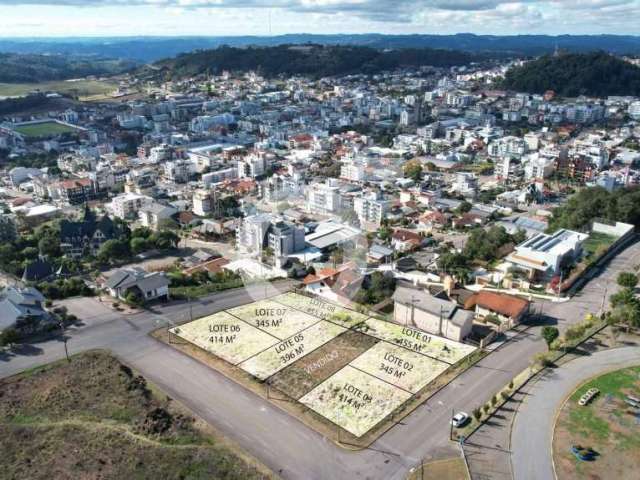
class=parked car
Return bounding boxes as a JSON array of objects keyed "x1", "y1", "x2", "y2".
[{"x1": 451, "y1": 412, "x2": 469, "y2": 428}]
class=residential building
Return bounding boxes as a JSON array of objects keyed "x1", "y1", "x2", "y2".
[
  {"x1": 306, "y1": 180, "x2": 342, "y2": 215},
  {"x1": 103, "y1": 267, "x2": 170, "y2": 302},
  {"x1": 506, "y1": 229, "x2": 589, "y2": 279},
  {"x1": 60, "y1": 205, "x2": 119, "y2": 257},
  {"x1": 353, "y1": 192, "x2": 390, "y2": 228},
  {"x1": 138, "y1": 203, "x2": 178, "y2": 231},
  {"x1": 110, "y1": 192, "x2": 150, "y2": 219},
  {"x1": 192, "y1": 189, "x2": 215, "y2": 217},
  {"x1": 465, "y1": 291, "x2": 530, "y2": 327},
  {"x1": 236, "y1": 214, "x2": 305, "y2": 259},
  {"x1": 392, "y1": 286, "x2": 473, "y2": 342},
  {"x1": 0, "y1": 286, "x2": 52, "y2": 333}
]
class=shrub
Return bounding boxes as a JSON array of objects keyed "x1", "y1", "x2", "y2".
[{"x1": 473, "y1": 408, "x2": 482, "y2": 421}]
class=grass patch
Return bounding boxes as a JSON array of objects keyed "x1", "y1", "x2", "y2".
[
  {"x1": 583, "y1": 232, "x2": 617, "y2": 258},
  {"x1": 0, "y1": 350, "x2": 276, "y2": 480},
  {"x1": 553, "y1": 365, "x2": 640, "y2": 480},
  {"x1": 170, "y1": 278, "x2": 244, "y2": 299},
  {"x1": 13, "y1": 121, "x2": 79, "y2": 138}
]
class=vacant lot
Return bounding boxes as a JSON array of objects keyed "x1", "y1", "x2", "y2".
[
  {"x1": 165, "y1": 292, "x2": 478, "y2": 442},
  {"x1": 553, "y1": 366, "x2": 640, "y2": 480},
  {"x1": 0, "y1": 350, "x2": 275, "y2": 480},
  {"x1": 359, "y1": 318, "x2": 476, "y2": 364},
  {"x1": 269, "y1": 330, "x2": 379, "y2": 399},
  {"x1": 408, "y1": 457, "x2": 468, "y2": 480},
  {"x1": 171, "y1": 311, "x2": 279, "y2": 366},
  {"x1": 228, "y1": 299, "x2": 320, "y2": 340},
  {"x1": 299, "y1": 364, "x2": 412, "y2": 437},
  {"x1": 350, "y1": 341, "x2": 450, "y2": 393},
  {"x1": 238, "y1": 320, "x2": 347, "y2": 380},
  {"x1": 273, "y1": 292, "x2": 369, "y2": 328},
  {"x1": 13, "y1": 121, "x2": 79, "y2": 138}
]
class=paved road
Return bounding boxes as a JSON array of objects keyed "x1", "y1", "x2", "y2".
[
  {"x1": 2, "y1": 241, "x2": 640, "y2": 479},
  {"x1": 511, "y1": 347, "x2": 640, "y2": 480}
]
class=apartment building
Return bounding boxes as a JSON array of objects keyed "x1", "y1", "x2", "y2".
[{"x1": 110, "y1": 192, "x2": 150, "y2": 219}]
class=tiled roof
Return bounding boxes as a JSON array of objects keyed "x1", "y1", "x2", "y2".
[{"x1": 467, "y1": 291, "x2": 529, "y2": 319}]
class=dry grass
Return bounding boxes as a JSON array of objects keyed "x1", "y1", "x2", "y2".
[
  {"x1": 0, "y1": 350, "x2": 276, "y2": 480},
  {"x1": 407, "y1": 457, "x2": 468, "y2": 480}
]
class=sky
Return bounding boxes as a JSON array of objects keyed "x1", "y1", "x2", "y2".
[{"x1": 0, "y1": 0, "x2": 638, "y2": 37}]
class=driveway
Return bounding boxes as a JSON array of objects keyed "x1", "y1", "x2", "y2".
[{"x1": 511, "y1": 347, "x2": 640, "y2": 480}]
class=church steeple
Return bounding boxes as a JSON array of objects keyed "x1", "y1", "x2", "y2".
[{"x1": 82, "y1": 202, "x2": 96, "y2": 224}]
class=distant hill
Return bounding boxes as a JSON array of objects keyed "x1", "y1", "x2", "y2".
[
  {"x1": 501, "y1": 51, "x2": 640, "y2": 97},
  {"x1": 0, "y1": 53, "x2": 136, "y2": 83},
  {"x1": 1, "y1": 34, "x2": 640, "y2": 63},
  {"x1": 154, "y1": 44, "x2": 490, "y2": 79}
]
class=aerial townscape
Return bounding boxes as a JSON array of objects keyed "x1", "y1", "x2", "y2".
[{"x1": 1, "y1": 2, "x2": 640, "y2": 480}]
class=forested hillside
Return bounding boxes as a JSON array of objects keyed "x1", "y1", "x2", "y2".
[
  {"x1": 0, "y1": 53, "x2": 135, "y2": 83},
  {"x1": 155, "y1": 44, "x2": 489, "y2": 79},
  {"x1": 501, "y1": 52, "x2": 640, "y2": 97}
]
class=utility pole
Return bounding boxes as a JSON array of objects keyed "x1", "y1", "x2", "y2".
[
  {"x1": 59, "y1": 321, "x2": 69, "y2": 362},
  {"x1": 600, "y1": 285, "x2": 608, "y2": 317},
  {"x1": 449, "y1": 407, "x2": 454, "y2": 440}
]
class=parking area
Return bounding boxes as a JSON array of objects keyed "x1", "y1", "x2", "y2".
[{"x1": 55, "y1": 296, "x2": 126, "y2": 330}]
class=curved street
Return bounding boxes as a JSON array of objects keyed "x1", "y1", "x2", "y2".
[{"x1": 510, "y1": 347, "x2": 640, "y2": 480}]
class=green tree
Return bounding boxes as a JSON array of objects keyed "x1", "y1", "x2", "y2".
[
  {"x1": 377, "y1": 225, "x2": 393, "y2": 242},
  {"x1": 455, "y1": 201, "x2": 472, "y2": 215},
  {"x1": 541, "y1": 326, "x2": 560, "y2": 350},
  {"x1": 97, "y1": 239, "x2": 131, "y2": 264},
  {"x1": 150, "y1": 230, "x2": 179, "y2": 250},
  {"x1": 340, "y1": 209, "x2": 360, "y2": 227},
  {"x1": 38, "y1": 236, "x2": 61, "y2": 258},
  {"x1": 131, "y1": 227, "x2": 152, "y2": 239},
  {"x1": 0, "y1": 328, "x2": 20, "y2": 347},
  {"x1": 617, "y1": 272, "x2": 638, "y2": 290},
  {"x1": 403, "y1": 159, "x2": 423, "y2": 182},
  {"x1": 130, "y1": 237, "x2": 148, "y2": 255},
  {"x1": 157, "y1": 218, "x2": 179, "y2": 231}
]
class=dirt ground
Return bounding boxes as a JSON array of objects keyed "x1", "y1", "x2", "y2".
[
  {"x1": 0, "y1": 350, "x2": 276, "y2": 480},
  {"x1": 553, "y1": 366, "x2": 640, "y2": 480},
  {"x1": 269, "y1": 330, "x2": 379, "y2": 399}
]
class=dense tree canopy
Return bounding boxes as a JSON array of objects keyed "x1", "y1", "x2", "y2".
[
  {"x1": 0, "y1": 53, "x2": 134, "y2": 83},
  {"x1": 501, "y1": 51, "x2": 640, "y2": 97},
  {"x1": 547, "y1": 186, "x2": 640, "y2": 233},
  {"x1": 156, "y1": 44, "x2": 485, "y2": 79}
]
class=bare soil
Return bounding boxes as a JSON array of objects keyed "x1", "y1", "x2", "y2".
[{"x1": 269, "y1": 330, "x2": 379, "y2": 399}]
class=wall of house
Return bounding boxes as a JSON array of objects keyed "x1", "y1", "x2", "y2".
[{"x1": 394, "y1": 301, "x2": 470, "y2": 342}]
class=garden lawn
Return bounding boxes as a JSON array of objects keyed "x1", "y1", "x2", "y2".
[{"x1": 553, "y1": 366, "x2": 640, "y2": 480}]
